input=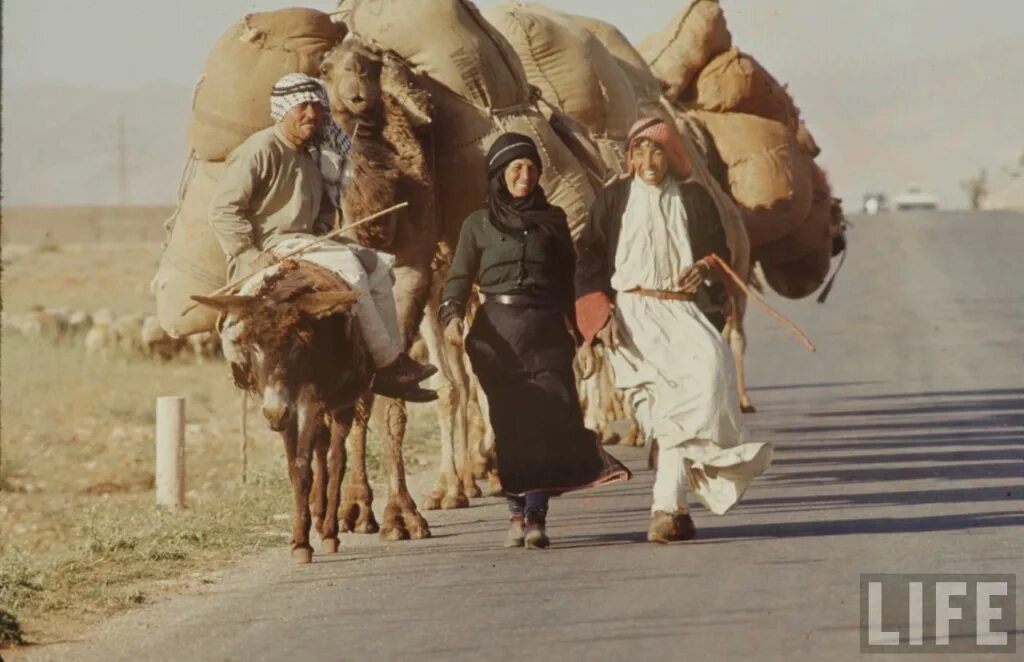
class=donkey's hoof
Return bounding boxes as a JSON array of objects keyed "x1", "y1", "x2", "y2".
[
  {"x1": 321, "y1": 538, "x2": 340, "y2": 554},
  {"x1": 441, "y1": 493, "x2": 470, "y2": 510},
  {"x1": 291, "y1": 546, "x2": 313, "y2": 564}
]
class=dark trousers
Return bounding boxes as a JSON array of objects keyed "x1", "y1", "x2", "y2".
[{"x1": 507, "y1": 492, "x2": 550, "y2": 521}]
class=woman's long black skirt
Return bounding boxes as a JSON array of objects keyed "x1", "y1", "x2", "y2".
[{"x1": 466, "y1": 299, "x2": 629, "y2": 496}]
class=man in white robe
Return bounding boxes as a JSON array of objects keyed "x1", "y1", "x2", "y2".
[{"x1": 575, "y1": 118, "x2": 772, "y2": 543}]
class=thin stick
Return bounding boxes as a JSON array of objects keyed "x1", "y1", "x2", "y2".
[
  {"x1": 181, "y1": 201, "x2": 408, "y2": 315},
  {"x1": 240, "y1": 391, "x2": 249, "y2": 485},
  {"x1": 706, "y1": 253, "x2": 816, "y2": 352}
]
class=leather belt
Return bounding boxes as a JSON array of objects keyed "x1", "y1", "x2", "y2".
[
  {"x1": 488, "y1": 293, "x2": 556, "y2": 307},
  {"x1": 626, "y1": 287, "x2": 694, "y2": 301}
]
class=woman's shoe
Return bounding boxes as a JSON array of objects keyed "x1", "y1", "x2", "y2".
[
  {"x1": 504, "y1": 517, "x2": 525, "y2": 548},
  {"x1": 524, "y1": 519, "x2": 550, "y2": 549}
]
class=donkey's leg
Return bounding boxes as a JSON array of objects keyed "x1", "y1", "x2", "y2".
[
  {"x1": 288, "y1": 390, "x2": 320, "y2": 563},
  {"x1": 376, "y1": 396, "x2": 431, "y2": 540},
  {"x1": 321, "y1": 408, "x2": 352, "y2": 554},
  {"x1": 339, "y1": 394, "x2": 379, "y2": 534},
  {"x1": 311, "y1": 420, "x2": 329, "y2": 537}
]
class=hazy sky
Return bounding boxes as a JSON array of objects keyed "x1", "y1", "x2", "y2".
[{"x1": 3, "y1": 0, "x2": 1023, "y2": 208}]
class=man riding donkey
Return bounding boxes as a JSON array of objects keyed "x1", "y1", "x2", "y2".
[
  {"x1": 208, "y1": 73, "x2": 436, "y2": 402},
  {"x1": 576, "y1": 117, "x2": 773, "y2": 543}
]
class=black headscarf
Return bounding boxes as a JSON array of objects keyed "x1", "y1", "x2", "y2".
[{"x1": 484, "y1": 133, "x2": 566, "y2": 239}]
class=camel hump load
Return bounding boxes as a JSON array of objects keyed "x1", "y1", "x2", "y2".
[{"x1": 155, "y1": 1, "x2": 846, "y2": 340}]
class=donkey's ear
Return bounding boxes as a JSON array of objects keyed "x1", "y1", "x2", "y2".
[
  {"x1": 294, "y1": 290, "x2": 361, "y2": 319},
  {"x1": 190, "y1": 294, "x2": 258, "y2": 315}
]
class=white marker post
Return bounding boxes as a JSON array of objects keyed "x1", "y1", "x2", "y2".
[{"x1": 155, "y1": 396, "x2": 186, "y2": 507}]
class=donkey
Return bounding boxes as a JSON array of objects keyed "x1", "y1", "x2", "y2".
[{"x1": 194, "y1": 259, "x2": 369, "y2": 563}]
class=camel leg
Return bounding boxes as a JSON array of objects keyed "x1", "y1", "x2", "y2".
[
  {"x1": 472, "y1": 371, "x2": 503, "y2": 497},
  {"x1": 376, "y1": 396, "x2": 431, "y2": 540},
  {"x1": 597, "y1": 354, "x2": 623, "y2": 445},
  {"x1": 420, "y1": 298, "x2": 471, "y2": 509},
  {"x1": 339, "y1": 395, "x2": 380, "y2": 534},
  {"x1": 727, "y1": 294, "x2": 756, "y2": 414},
  {"x1": 320, "y1": 409, "x2": 352, "y2": 554}
]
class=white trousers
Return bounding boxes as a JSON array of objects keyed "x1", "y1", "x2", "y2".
[
  {"x1": 652, "y1": 444, "x2": 690, "y2": 515},
  {"x1": 270, "y1": 237, "x2": 402, "y2": 367}
]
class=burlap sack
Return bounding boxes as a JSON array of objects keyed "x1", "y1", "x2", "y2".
[
  {"x1": 484, "y1": 3, "x2": 637, "y2": 141},
  {"x1": 337, "y1": 0, "x2": 530, "y2": 112},
  {"x1": 755, "y1": 163, "x2": 834, "y2": 265},
  {"x1": 689, "y1": 110, "x2": 813, "y2": 247},
  {"x1": 639, "y1": 0, "x2": 731, "y2": 100},
  {"x1": 761, "y1": 241, "x2": 831, "y2": 299},
  {"x1": 672, "y1": 110, "x2": 750, "y2": 280},
  {"x1": 188, "y1": 8, "x2": 344, "y2": 161},
  {"x1": 692, "y1": 48, "x2": 801, "y2": 129},
  {"x1": 154, "y1": 158, "x2": 227, "y2": 337},
  {"x1": 569, "y1": 14, "x2": 663, "y2": 103}
]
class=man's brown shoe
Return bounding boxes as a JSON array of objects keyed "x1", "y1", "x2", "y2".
[
  {"x1": 673, "y1": 512, "x2": 697, "y2": 541},
  {"x1": 647, "y1": 510, "x2": 679, "y2": 544}
]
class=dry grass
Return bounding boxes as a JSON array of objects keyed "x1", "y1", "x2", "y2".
[{"x1": 0, "y1": 226, "x2": 440, "y2": 645}]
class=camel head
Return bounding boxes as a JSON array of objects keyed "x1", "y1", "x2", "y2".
[
  {"x1": 193, "y1": 284, "x2": 360, "y2": 431},
  {"x1": 320, "y1": 37, "x2": 384, "y2": 128}
]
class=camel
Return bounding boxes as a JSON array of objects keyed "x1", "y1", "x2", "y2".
[
  {"x1": 193, "y1": 259, "x2": 369, "y2": 563},
  {"x1": 320, "y1": 38, "x2": 486, "y2": 523}
]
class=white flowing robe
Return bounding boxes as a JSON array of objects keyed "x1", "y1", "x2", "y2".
[{"x1": 609, "y1": 176, "x2": 772, "y2": 515}]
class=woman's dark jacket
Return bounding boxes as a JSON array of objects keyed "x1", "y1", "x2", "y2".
[
  {"x1": 575, "y1": 175, "x2": 732, "y2": 319},
  {"x1": 439, "y1": 208, "x2": 577, "y2": 328}
]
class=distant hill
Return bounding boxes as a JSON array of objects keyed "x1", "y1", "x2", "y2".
[{"x1": 1, "y1": 85, "x2": 193, "y2": 206}]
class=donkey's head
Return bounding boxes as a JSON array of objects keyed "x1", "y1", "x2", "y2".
[
  {"x1": 193, "y1": 290, "x2": 360, "y2": 431},
  {"x1": 320, "y1": 37, "x2": 383, "y2": 123}
]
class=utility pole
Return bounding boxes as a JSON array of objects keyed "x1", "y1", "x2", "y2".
[{"x1": 118, "y1": 113, "x2": 128, "y2": 206}]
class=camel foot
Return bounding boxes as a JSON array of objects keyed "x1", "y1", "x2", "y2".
[
  {"x1": 321, "y1": 537, "x2": 340, "y2": 554},
  {"x1": 464, "y1": 481, "x2": 482, "y2": 499},
  {"x1": 380, "y1": 506, "x2": 432, "y2": 541},
  {"x1": 441, "y1": 492, "x2": 470, "y2": 510},
  {"x1": 599, "y1": 430, "x2": 621, "y2": 446},
  {"x1": 422, "y1": 489, "x2": 444, "y2": 511},
  {"x1": 290, "y1": 545, "x2": 313, "y2": 564},
  {"x1": 740, "y1": 402, "x2": 757, "y2": 414},
  {"x1": 486, "y1": 474, "x2": 504, "y2": 497},
  {"x1": 339, "y1": 492, "x2": 380, "y2": 534}
]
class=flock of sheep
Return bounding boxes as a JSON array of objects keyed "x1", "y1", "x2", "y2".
[{"x1": 2, "y1": 305, "x2": 221, "y2": 363}]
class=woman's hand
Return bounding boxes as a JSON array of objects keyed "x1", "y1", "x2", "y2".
[
  {"x1": 676, "y1": 260, "x2": 711, "y2": 294},
  {"x1": 444, "y1": 318, "x2": 464, "y2": 347}
]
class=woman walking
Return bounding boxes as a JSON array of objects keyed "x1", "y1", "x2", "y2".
[{"x1": 439, "y1": 133, "x2": 629, "y2": 549}]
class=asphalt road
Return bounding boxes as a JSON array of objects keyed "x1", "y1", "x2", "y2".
[{"x1": 26, "y1": 211, "x2": 1024, "y2": 662}]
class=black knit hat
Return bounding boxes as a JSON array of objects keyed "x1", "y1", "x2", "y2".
[{"x1": 485, "y1": 132, "x2": 542, "y2": 178}]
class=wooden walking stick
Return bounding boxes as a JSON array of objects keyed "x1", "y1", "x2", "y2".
[
  {"x1": 705, "y1": 253, "x2": 817, "y2": 352},
  {"x1": 180, "y1": 201, "x2": 408, "y2": 316}
]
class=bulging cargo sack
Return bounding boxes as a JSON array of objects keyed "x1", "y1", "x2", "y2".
[
  {"x1": 690, "y1": 110, "x2": 813, "y2": 247},
  {"x1": 337, "y1": 0, "x2": 530, "y2": 112},
  {"x1": 154, "y1": 158, "x2": 227, "y2": 336},
  {"x1": 569, "y1": 14, "x2": 663, "y2": 103},
  {"x1": 755, "y1": 163, "x2": 835, "y2": 266},
  {"x1": 484, "y1": 3, "x2": 637, "y2": 140},
  {"x1": 672, "y1": 110, "x2": 750, "y2": 283},
  {"x1": 639, "y1": 0, "x2": 731, "y2": 100},
  {"x1": 691, "y1": 48, "x2": 801, "y2": 129},
  {"x1": 188, "y1": 8, "x2": 344, "y2": 161},
  {"x1": 761, "y1": 241, "x2": 831, "y2": 299}
]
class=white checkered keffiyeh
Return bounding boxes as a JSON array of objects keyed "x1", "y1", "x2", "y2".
[{"x1": 270, "y1": 73, "x2": 352, "y2": 210}]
